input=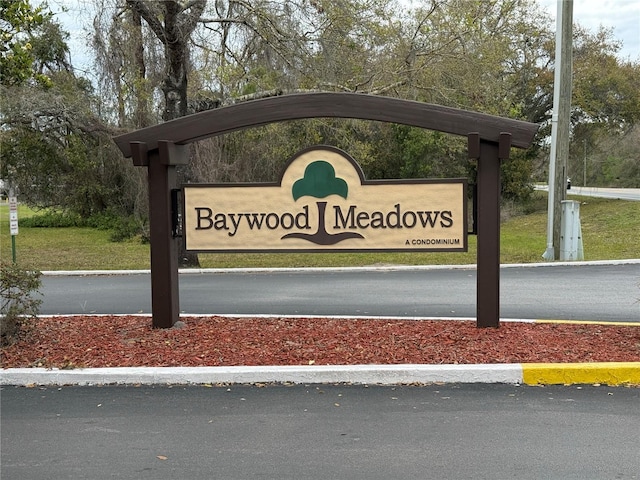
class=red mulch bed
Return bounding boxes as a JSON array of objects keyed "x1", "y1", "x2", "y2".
[{"x1": 2, "y1": 316, "x2": 639, "y2": 369}]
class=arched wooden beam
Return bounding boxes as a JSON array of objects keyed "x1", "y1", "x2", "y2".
[{"x1": 114, "y1": 92, "x2": 538, "y2": 158}]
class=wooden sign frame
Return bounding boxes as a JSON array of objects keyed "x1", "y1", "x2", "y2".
[{"x1": 114, "y1": 92, "x2": 538, "y2": 328}]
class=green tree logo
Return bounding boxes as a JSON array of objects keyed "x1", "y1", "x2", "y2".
[{"x1": 282, "y1": 161, "x2": 363, "y2": 245}]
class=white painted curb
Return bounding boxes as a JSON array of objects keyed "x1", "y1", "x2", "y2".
[{"x1": 0, "y1": 364, "x2": 524, "y2": 386}]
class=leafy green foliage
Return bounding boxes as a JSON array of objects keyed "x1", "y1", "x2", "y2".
[
  {"x1": 19, "y1": 209, "x2": 146, "y2": 242},
  {"x1": 0, "y1": 0, "x2": 63, "y2": 87},
  {"x1": 18, "y1": 211, "x2": 86, "y2": 228},
  {"x1": 1, "y1": 2, "x2": 146, "y2": 232},
  {"x1": 1, "y1": 54, "x2": 148, "y2": 235},
  {"x1": 572, "y1": 28, "x2": 640, "y2": 129},
  {"x1": 1, "y1": 121, "x2": 141, "y2": 222},
  {"x1": 0, "y1": 262, "x2": 42, "y2": 346},
  {"x1": 501, "y1": 151, "x2": 535, "y2": 202}
]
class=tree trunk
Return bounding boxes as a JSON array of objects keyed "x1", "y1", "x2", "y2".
[
  {"x1": 127, "y1": 0, "x2": 206, "y2": 268},
  {"x1": 131, "y1": 8, "x2": 150, "y2": 127},
  {"x1": 161, "y1": 1, "x2": 188, "y2": 122}
]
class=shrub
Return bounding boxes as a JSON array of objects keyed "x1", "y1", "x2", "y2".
[
  {"x1": 1, "y1": 263, "x2": 42, "y2": 346},
  {"x1": 19, "y1": 211, "x2": 85, "y2": 228},
  {"x1": 20, "y1": 209, "x2": 147, "y2": 242}
]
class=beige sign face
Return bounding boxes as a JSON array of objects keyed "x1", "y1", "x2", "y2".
[{"x1": 183, "y1": 146, "x2": 467, "y2": 252}]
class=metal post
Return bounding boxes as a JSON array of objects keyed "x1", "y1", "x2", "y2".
[{"x1": 583, "y1": 139, "x2": 587, "y2": 187}]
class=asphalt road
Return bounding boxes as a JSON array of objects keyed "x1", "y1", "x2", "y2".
[
  {"x1": 39, "y1": 263, "x2": 640, "y2": 321},
  {"x1": 2, "y1": 383, "x2": 638, "y2": 480},
  {"x1": 567, "y1": 186, "x2": 640, "y2": 201},
  {"x1": 534, "y1": 185, "x2": 640, "y2": 201}
]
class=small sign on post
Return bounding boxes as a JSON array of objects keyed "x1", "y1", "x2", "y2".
[
  {"x1": 9, "y1": 196, "x2": 18, "y2": 234},
  {"x1": 8, "y1": 189, "x2": 18, "y2": 262}
]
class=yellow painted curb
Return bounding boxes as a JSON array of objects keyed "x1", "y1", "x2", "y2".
[{"x1": 522, "y1": 362, "x2": 640, "y2": 385}]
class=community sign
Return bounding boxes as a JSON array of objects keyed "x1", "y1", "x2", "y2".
[{"x1": 183, "y1": 146, "x2": 467, "y2": 253}]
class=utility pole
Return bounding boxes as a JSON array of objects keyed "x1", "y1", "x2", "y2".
[{"x1": 543, "y1": 0, "x2": 573, "y2": 261}]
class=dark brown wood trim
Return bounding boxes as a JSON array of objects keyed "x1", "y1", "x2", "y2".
[
  {"x1": 114, "y1": 93, "x2": 538, "y2": 158},
  {"x1": 148, "y1": 149, "x2": 181, "y2": 328}
]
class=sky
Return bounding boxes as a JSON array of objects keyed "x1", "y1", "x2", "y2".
[
  {"x1": 538, "y1": 0, "x2": 639, "y2": 61},
  {"x1": 51, "y1": 0, "x2": 639, "y2": 78}
]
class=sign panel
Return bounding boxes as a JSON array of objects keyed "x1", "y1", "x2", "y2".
[
  {"x1": 9, "y1": 196, "x2": 18, "y2": 235},
  {"x1": 183, "y1": 146, "x2": 467, "y2": 253}
]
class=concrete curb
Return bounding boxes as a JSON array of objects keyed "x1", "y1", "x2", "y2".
[
  {"x1": 0, "y1": 364, "x2": 522, "y2": 386},
  {"x1": 2, "y1": 363, "x2": 639, "y2": 387},
  {"x1": 39, "y1": 258, "x2": 640, "y2": 276}
]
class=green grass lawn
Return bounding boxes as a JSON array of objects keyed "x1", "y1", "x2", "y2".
[{"x1": 1, "y1": 195, "x2": 638, "y2": 271}]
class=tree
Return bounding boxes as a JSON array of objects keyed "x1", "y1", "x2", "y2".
[
  {"x1": 533, "y1": 24, "x2": 640, "y2": 188},
  {"x1": 83, "y1": 0, "x2": 637, "y2": 219},
  {"x1": 572, "y1": 26, "x2": 640, "y2": 129},
  {"x1": 1, "y1": 3, "x2": 147, "y2": 236},
  {"x1": 92, "y1": 0, "x2": 159, "y2": 128},
  {"x1": 126, "y1": 0, "x2": 206, "y2": 121},
  {"x1": 93, "y1": 1, "x2": 209, "y2": 265},
  {"x1": 0, "y1": 72, "x2": 144, "y2": 222},
  {"x1": 1, "y1": 0, "x2": 51, "y2": 86}
]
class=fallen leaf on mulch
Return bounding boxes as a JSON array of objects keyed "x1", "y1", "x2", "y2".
[{"x1": 1, "y1": 316, "x2": 639, "y2": 369}]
